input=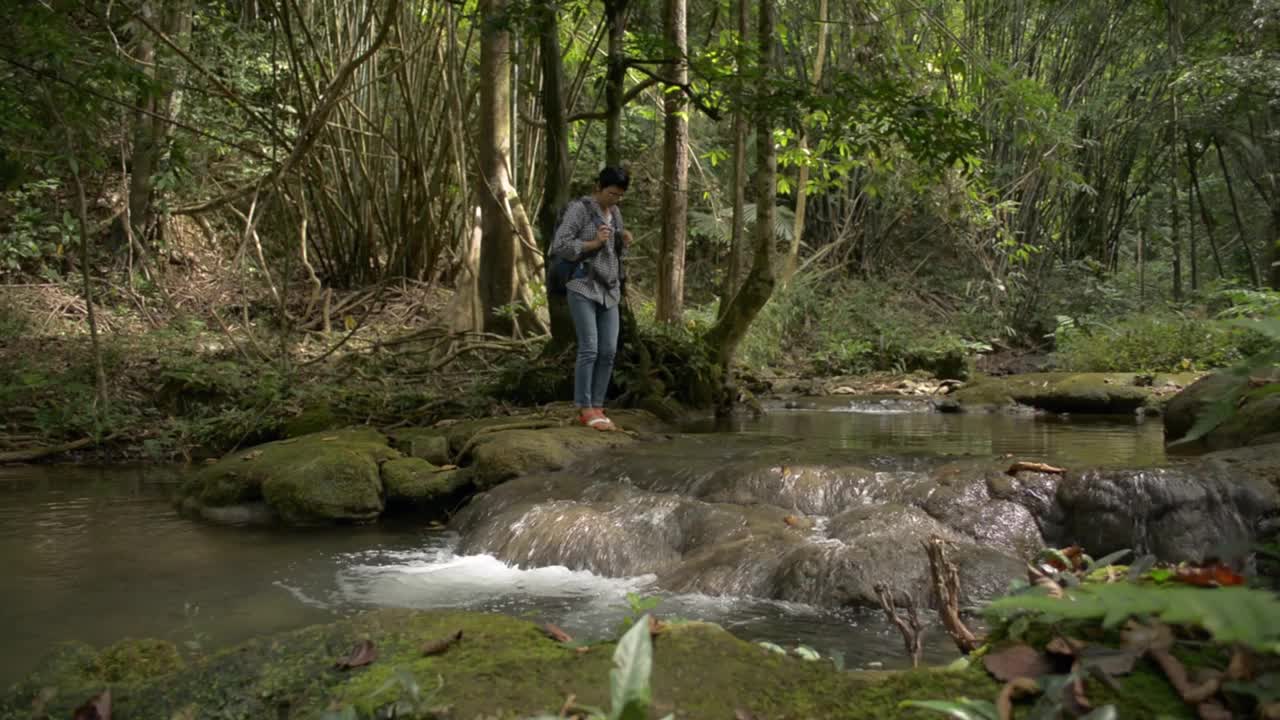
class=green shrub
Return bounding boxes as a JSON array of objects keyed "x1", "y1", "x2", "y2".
[
  {"x1": 1054, "y1": 313, "x2": 1268, "y2": 372},
  {"x1": 739, "y1": 277, "x2": 985, "y2": 378}
]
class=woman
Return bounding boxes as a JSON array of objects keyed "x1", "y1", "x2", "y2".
[{"x1": 549, "y1": 166, "x2": 634, "y2": 431}]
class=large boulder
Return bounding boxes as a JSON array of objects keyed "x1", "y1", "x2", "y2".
[
  {"x1": 176, "y1": 428, "x2": 400, "y2": 526},
  {"x1": 379, "y1": 457, "x2": 472, "y2": 511},
  {"x1": 1044, "y1": 460, "x2": 1280, "y2": 562},
  {"x1": 1164, "y1": 368, "x2": 1280, "y2": 449},
  {"x1": 946, "y1": 372, "x2": 1196, "y2": 414}
]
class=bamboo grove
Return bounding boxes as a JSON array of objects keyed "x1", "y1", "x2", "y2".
[{"x1": 1, "y1": 0, "x2": 1278, "y2": 365}]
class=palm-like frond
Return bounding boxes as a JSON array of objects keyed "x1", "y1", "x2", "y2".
[{"x1": 687, "y1": 203, "x2": 795, "y2": 246}]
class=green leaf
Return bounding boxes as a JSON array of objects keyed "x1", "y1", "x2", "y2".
[
  {"x1": 609, "y1": 613, "x2": 654, "y2": 720},
  {"x1": 986, "y1": 584, "x2": 1280, "y2": 652},
  {"x1": 898, "y1": 699, "x2": 999, "y2": 720}
]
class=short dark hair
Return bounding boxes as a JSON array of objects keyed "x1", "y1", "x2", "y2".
[{"x1": 597, "y1": 166, "x2": 630, "y2": 192}]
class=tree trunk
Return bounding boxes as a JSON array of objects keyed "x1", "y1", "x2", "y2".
[
  {"x1": 655, "y1": 0, "x2": 689, "y2": 323},
  {"x1": 705, "y1": 0, "x2": 776, "y2": 368},
  {"x1": 1168, "y1": 135, "x2": 1182, "y2": 301},
  {"x1": 478, "y1": 0, "x2": 537, "y2": 336},
  {"x1": 604, "y1": 0, "x2": 629, "y2": 167},
  {"x1": 720, "y1": 0, "x2": 750, "y2": 317},
  {"x1": 1213, "y1": 136, "x2": 1262, "y2": 287},
  {"x1": 128, "y1": 0, "x2": 193, "y2": 245},
  {"x1": 1186, "y1": 141, "x2": 1226, "y2": 281},
  {"x1": 782, "y1": 0, "x2": 828, "y2": 285},
  {"x1": 537, "y1": 0, "x2": 575, "y2": 350}
]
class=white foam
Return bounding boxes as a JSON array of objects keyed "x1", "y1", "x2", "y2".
[{"x1": 333, "y1": 548, "x2": 657, "y2": 610}]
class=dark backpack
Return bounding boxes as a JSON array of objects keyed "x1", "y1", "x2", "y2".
[{"x1": 545, "y1": 198, "x2": 625, "y2": 296}]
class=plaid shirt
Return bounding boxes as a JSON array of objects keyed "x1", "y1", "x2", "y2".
[{"x1": 550, "y1": 196, "x2": 624, "y2": 308}]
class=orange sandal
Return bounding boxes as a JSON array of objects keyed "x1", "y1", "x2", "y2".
[{"x1": 579, "y1": 408, "x2": 616, "y2": 431}]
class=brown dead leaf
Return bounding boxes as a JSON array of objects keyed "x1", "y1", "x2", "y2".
[
  {"x1": 1121, "y1": 621, "x2": 1174, "y2": 655},
  {"x1": 983, "y1": 644, "x2": 1054, "y2": 682},
  {"x1": 241, "y1": 449, "x2": 263, "y2": 461},
  {"x1": 434, "y1": 464, "x2": 459, "y2": 471},
  {"x1": 574, "y1": 646, "x2": 590, "y2": 655},
  {"x1": 72, "y1": 689, "x2": 111, "y2": 720},
  {"x1": 1226, "y1": 647, "x2": 1254, "y2": 681},
  {"x1": 648, "y1": 615, "x2": 668, "y2": 637},
  {"x1": 783, "y1": 514, "x2": 811, "y2": 529},
  {"x1": 996, "y1": 677, "x2": 1039, "y2": 720},
  {"x1": 1078, "y1": 647, "x2": 1138, "y2": 677},
  {"x1": 544, "y1": 623, "x2": 574, "y2": 643},
  {"x1": 1045, "y1": 636, "x2": 1083, "y2": 657},
  {"x1": 334, "y1": 639, "x2": 378, "y2": 669},
  {"x1": 734, "y1": 709, "x2": 759, "y2": 720},
  {"x1": 1196, "y1": 701, "x2": 1233, "y2": 720},
  {"x1": 1172, "y1": 562, "x2": 1246, "y2": 587},
  {"x1": 420, "y1": 630, "x2": 463, "y2": 657},
  {"x1": 1006, "y1": 461, "x2": 1066, "y2": 476}
]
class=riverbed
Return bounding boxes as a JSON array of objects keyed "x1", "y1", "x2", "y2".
[{"x1": 0, "y1": 400, "x2": 1165, "y2": 686}]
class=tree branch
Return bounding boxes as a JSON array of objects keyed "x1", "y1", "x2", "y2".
[
  {"x1": 567, "y1": 76, "x2": 660, "y2": 121},
  {"x1": 173, "y1": 0, "x2": 401, "y2": 216},
  {"x1": 628, "y1": 63, "x2": 721, "y2": 121}
]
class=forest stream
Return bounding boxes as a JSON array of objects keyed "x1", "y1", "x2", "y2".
[{"x1": 0, "y1": 399, "x2": 1170, "y2": 687}]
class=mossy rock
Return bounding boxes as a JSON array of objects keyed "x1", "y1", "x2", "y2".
[
  {"x1": 281, "y1": 403, "x2": 345, "y2": 438},
  {"x1": 2, "y1": 608, "x2": 1206, "y2": 719},
  {"x1": 177, "y1": 427, "x2": 401, "y2": 526},
  {"x1": 386, "y1": 427, "x2": 451, "y2": 465},
  {"x1": 90, "y1": 638, "x2": 183, "y2": 684},
  {"x1": 0, "y1": 609, "x2": 1003, "y2": 720},
  {"x1": 468, "y1": 426, "x2": 634, "y2": 489},
  {"x1": 380, "y1": 457, "x2": 472, "y2": 510},
  {"x1": 1165, "y1": 368, "x2": 1280, "y2": 450},
  {"x1": 949, "y1": 372, "x2": 1197, "y2": 414}
]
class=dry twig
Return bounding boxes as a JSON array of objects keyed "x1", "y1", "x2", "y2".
[
  {"x1": 874, "y1": 583, "x2": 925, "y2": 667},
  {"x1": 924, "y1": 535, "x2": 983, "y2": 653}
]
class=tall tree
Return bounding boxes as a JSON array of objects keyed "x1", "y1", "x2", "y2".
[
  {"x1": 537, "y1": 0, "x2": 575, "y2": 349},
  {"x1": 656, "y1": 0, "x2": 689, "y2": 323},
  {"x1": 128, "y1": 0, "x2": 194, "y2": 246},
  {"x1": 705, "y1": 0, "x2": 776, "y2": 368},
  {"x1": 720, "y1": 0, "x2": 750, "y2": 316},
  {"x1": 781, "y1": 0, "x2": 828, "y2": 285},
  {"x1": 477, "y1": 0, "x2": 539, "y2": 335}
]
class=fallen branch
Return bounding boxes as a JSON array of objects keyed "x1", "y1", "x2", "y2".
[
  {"x1": 0, "y1": 436, "x2": 98, "y2": 464},
  {"x1": 874, "y1": 583, "x2": 924, "y2": 667},
  {"x1": 1006, "y1": 461, "x2": 1066, "y2": 476},
  {"x1": 924, "y1": 535, "x2": 983, "y2": 654}
]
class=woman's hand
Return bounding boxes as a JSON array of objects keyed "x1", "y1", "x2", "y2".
[{"x1": 591, "y1": 224, "x2": 612, "y2": 250}]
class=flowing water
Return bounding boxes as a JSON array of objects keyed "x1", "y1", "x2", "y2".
[{"x1": 0, "y1": 403, "x2": 1166, "y2": 687}]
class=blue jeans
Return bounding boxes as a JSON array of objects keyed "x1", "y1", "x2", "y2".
[{"x1": 567, "y1": 290, "x2": 619, "y2": 408}]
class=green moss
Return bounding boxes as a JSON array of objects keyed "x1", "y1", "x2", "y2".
[
  {"x1": 0, "y1": 609, "x2": 1031, "y2": 720},
  {"x1": 90, "y1": 638, "x2": 183, "y2": 684},
  {"x1": 1086, "y1": 662, "x2": 1195, "y2": 719},
  {"x1": 386, "y1": 428, "x2": 451, "y2": 465},
  {"x1": 281, "y1": 403, "x2": 343, "y2": 438},
  {"x1": 951, "y1": 372, "x2": 1190, "y2": 414},
  {"x1": 467, "y1": 427, "x2": 633, "y2": 488},
  {"x1": 380, "y1": 457, "x2": 471, "y2": 510},
  {"x1": 177, "y1": 427, "x2": 401, "y2": 525}
]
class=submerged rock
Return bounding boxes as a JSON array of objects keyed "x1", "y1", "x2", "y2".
[{"x1": 0, "y1": 608, "x2": 1014, "y2": 720}]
